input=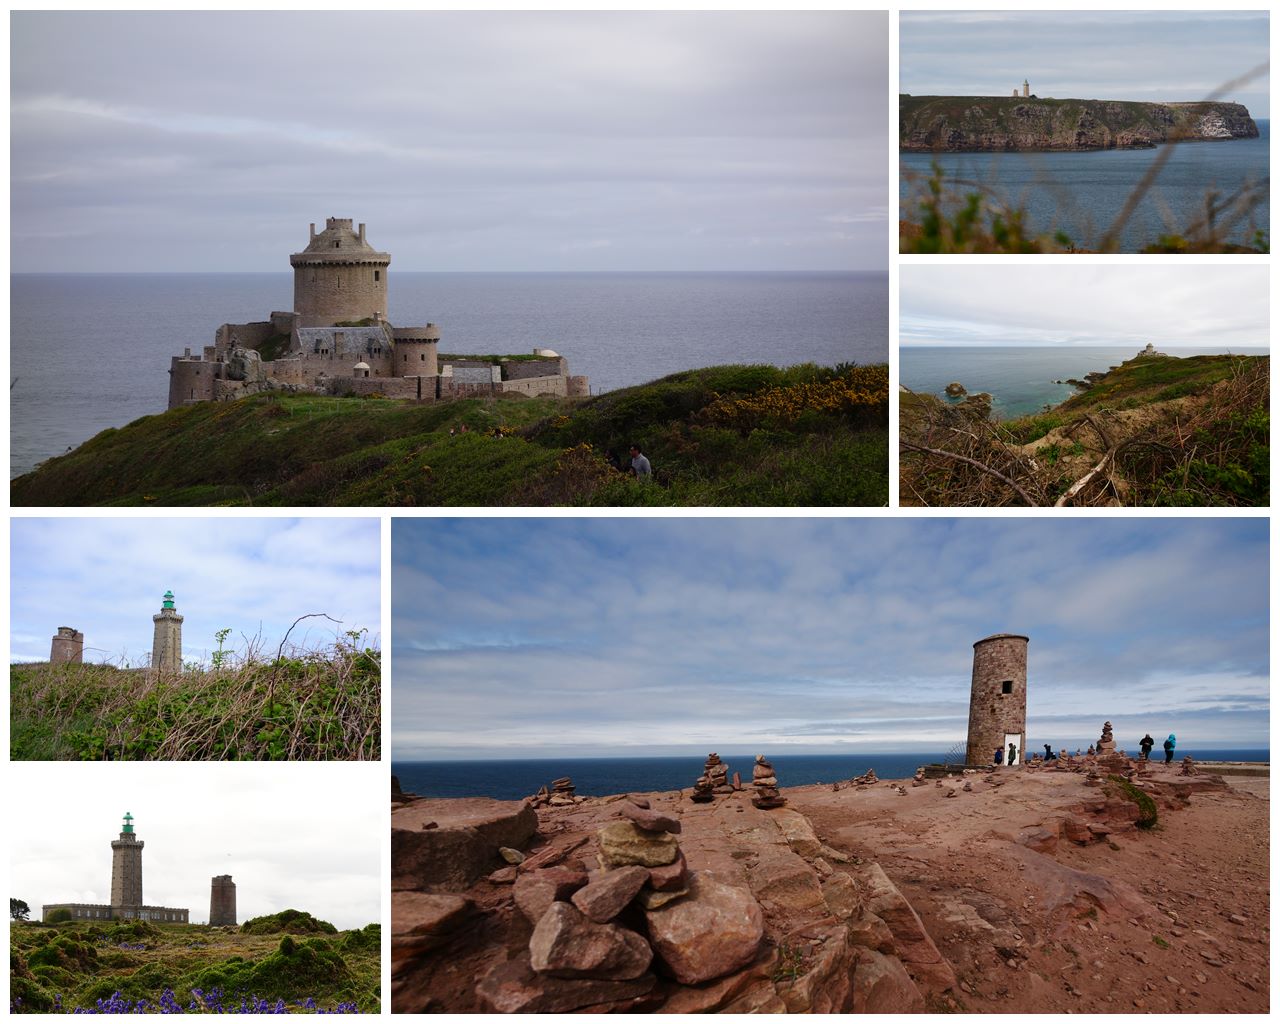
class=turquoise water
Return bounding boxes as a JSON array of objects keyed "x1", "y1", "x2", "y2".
[
  {"x1": 900, "y1": 120, "x2": 1269, "y2": 251},
  {"x1": 9, "y1": 271, "x2": 886, "y2": 477},
  {"x1": 900, "y1": 345, "x2": 1269, "y2": 419},
  {"x1": 395, "y1": 748, "x2": 1269, "y2": 799}
]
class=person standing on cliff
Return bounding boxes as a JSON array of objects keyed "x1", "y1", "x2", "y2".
[
  {"x1": 1140, "y1": 734, "x2": 1155, "y2": 760},
  {"x1": 1163, "y1": 734, "x2": 1176, "y2": 764},
  {"x1": 993, "y1": 747, "x2": 1003, "y2": 766},
  {"x1": 630, "y1": 444, "x2": 652, "y2": 480},
  {"x1": 1007, "y1": 742, "x2": 1018, "y2": 766}
]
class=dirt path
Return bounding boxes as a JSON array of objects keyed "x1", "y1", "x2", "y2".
[{"x1": 789, "y1": 771, "x2": 1268, "y2": 1013}]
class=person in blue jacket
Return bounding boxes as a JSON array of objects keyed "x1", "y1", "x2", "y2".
[{"x1": 1163, "y1": 734, "x2": 1176, "y2": 764}]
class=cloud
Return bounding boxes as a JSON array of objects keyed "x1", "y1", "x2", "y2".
[{"x1": 391, "y1": 519, "x2": 1269, "y2": 758}]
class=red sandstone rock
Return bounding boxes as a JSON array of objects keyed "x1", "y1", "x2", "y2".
[
  {"x1": 846, "y1": 912, "x2": 898, "y2": 954},
  {"x1": 863, "y1": 862, "x2": 957, "y2": 989},
  {"x1": 850, "y1": 948, "x2": 926, "y2": 1012},
  {"x1": 512, "y1": 866, "x2": 589, "y2": 925},
  {"x1": 476, "y1": 954, "x2": 657, "y2": 1013},
  {"x1": 821, "y1": 872, "x2": 864, "y2": 920},
  {"x1": 393, "y1": 797, "x2": 538, "y2": 891},
  {"x1": 644, "y1": 871, "x2": 765, "y2": 985},
  {"x1": 570, "y1": 865, "x2": 650, "y2": 922},
  {"x1": 620, "y1": 801, "x2": 682, "y2": 834},
  {"x1": 647, "y1": 849, "x2": 689, "y2": 892},
  {"x1": 529, "y1": 902, "x2": 653, "y2": 980},
  {"x1": 391, "y1": 892, "x2": 473, "y2": 973}
]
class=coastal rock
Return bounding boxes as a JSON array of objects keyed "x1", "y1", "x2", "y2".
[
  {"x1": 647, "y1": 849, "x2": 689, "y2": 892},
  {"x1": 645, "y1": 872, "x2": 765, "y2": 985},
  {"x1": 393, "y1": 797, "x2": 538, "y2": 891},
  {"x1": 850, "y1": 949, "x2": 927, "y2": 1013},
  {"x1": 847, "y1": 912, "x2": 898, "y2": 954},
  {"x1": 529, "y1": 902, "x2": 653, "y2": 980},
  {"x1": 621, "y1": 801, "x2": 681, "y2": 834},
  {"x1": 570, "y1": 865, "x2": 650, "y2": 923},
  {"x1": 499, "y1": 846, "x2": 525, "y2": 865},
  {"x1": 476, "y1": 955, "x2": 657, "y2": 1013},
  {"x1": 513, "y1": 866, "x2": 589, "y2": 925},
  {"x1": 863, "y1": 862, "x2": 957, "y2": 988},
  {"x1": 597, "y1": 820, "x2": 680, "y2": 868},
  {"x1": 944, "y1": 381, "x2": 967, "y2": 397},
  {"x1": 635, "y1": 885, "x2": 690, "y2": 910},
  {"x1": 821, "y1": 872, "x2": 865, "y2": 920},
  {"x1": 391, "y1": 892, "x2": 473, "y2": 973}
]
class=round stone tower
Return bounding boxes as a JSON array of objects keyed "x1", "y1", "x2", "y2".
[
  {"x1": 965, "y1": 633, "x2": 1029, "y2": 766},
  {"x1": 290, "y1": 218, "x2": 391, "y2": 327},
  {"x1": 110, "y1": 812, "x2": 144, "y2": 914},
  {"x1": 209, "y1": 875, "x2": 237, "y2": 926},
  {"x1": 152, "y1": 590, "x2": 183, "y2": 674},
  {"x1": 50, "y1": 626, "x2": 85, "y2": 664}
]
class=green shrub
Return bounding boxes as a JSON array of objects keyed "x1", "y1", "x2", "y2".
[{"x1": 1108, "y1": 775, "x2": 1158, "y2": 829}]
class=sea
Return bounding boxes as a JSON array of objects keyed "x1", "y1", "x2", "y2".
[
  {"x1": 393, "y1": 748, "x2": 1268, "y2": 800},
  {"x1": 900, "y1": 345, "x2": 1270, "y2": 419},
  {"x1": 8, "y1": 270, "x2": 887, "y2": 478},
  {"x1": 900, "y1": 120, "x2": 1269, "y2": 252}
]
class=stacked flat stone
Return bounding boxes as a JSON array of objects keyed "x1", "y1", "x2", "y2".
[
  {"x1": 705, "y1": 753, "x2": 733, "y2": 794},
  {"x1": 1096, "y1": 722, "x2": 1116, "y2": 756},
  {"x1": 750, "y1": 754, "x2": 786, "y2": 809},
  {"x1": 854, "y1": 768, "x2": 878, "y2": 786},
  {"x1": 1180, "y1": 755, "x2": 1198, "y2": 776}
]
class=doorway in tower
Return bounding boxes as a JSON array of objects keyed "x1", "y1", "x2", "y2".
[{"x1": 1004, "y1": 733, "x2": 1022, "y2": 766}]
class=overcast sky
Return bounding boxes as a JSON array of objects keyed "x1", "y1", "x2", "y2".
[
  {"x1": 391, "y1": 518, "x2": 1269, "y2": 760},
  {"x1": 901, "y1": 11, "x2": 1270, "y2": 118},
  {"x1": 11, "y1": 11, "x2": 887, "y2": 273},
  {"x1": 10, "y1": 518, "x2": 380, "y2": 665},
  {"x1": 11, "y1": 762, "x2": 382, "y2": 929},
  {"x1": 901, "y1": 265, "x2": 1270, "y2": 348}
]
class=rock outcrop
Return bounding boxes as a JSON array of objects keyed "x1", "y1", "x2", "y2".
[{"x1": 900, "y1": 95, "x2": 1259, "y2": 152}]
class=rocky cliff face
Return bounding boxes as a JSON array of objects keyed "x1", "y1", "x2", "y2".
[{"x1": 900, "y1": 96, "x2": 1259, "y2": 152}]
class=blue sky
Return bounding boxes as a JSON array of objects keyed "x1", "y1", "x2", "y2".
[
  {"x1": 901, "y1": 265, "x2": 1270, "y2": 348},
  {"x1": 10, "y1": 518, "x2": 380, "y2": 665},
  {"x1": 11, "y1": 12, "x2": 887, "y2": 273},
  {"x1": 391, "y1": 518, "x2": 1269, "y2": 759},
  {"x1": 901, "y1": 11, "x2": 1269, "y2": 118}
]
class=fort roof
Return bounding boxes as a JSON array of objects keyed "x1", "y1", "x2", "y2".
[{"x1": 291, "y1": 217, "x2": 389, "y2": 266}]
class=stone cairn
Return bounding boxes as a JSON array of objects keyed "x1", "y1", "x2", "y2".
[
  {"x1": 750, "y1": 754, "x2": 786, "y2": 809},
  {"x1": 1095, "y1": 722, "x2": 1116, "y2": 756},
  {"x1": 911, "y1": 767, "x2": 928, "y2": 787},
  {"x1": 854, "y1": 768, "x2": 878, "y2": 786},
  {"x1": 1180, "y1": 755, "x2": 1198, "y2": 776},
  {"x1": 690, "y1": 753, "x2": 732, "y2": 802},
  {"x1": 482, "y1": 794, "x2": 765, "y2": 1009},
  {"x1": 531, "y1": 776, "x2": 579, "y2": 808}
]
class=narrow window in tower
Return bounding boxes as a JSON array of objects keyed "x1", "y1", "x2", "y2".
[
  {"x1": 334, "y1": 241, "x2": 340, "y2": 248},
  {"x1": 1001, "y1": 680, "x2": 1013, "y2": 694},
  {"x1": 374, "y1": 270, "x2": 380, "y2": 282}
]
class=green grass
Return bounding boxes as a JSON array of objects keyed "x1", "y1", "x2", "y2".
[
  {"x1": 11, "y1": 640, "x2": 379, "y2": 761},
  {"x1": 12, "y1": 363, "x2": 889, "y2": 507},
  {"x1": 1107, "y1": 775, "x2": 1159, "y2": 829},
  {"x1": 9, "y1": 918, "x2": 378, "y2": 1014}
]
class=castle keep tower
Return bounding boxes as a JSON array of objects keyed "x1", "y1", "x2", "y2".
[
  {"x1": 151, "y1": 590, "x2": 183, "y2": 673},
  {"x1": 50, "y1": 626, "x2": 84, "y2": 664},
  {"x1": 290, "y1": 217, "x2": 391, "y2": 327},
  {"x1": 965, "y1": 633, "x2": 1029, "y2": 766},
  {"x1": 110, "y1": 812, "x2": 144, "y2": 911},
  {"x1": 209, "y1": 875, "x2": 237, "y2": 926}
]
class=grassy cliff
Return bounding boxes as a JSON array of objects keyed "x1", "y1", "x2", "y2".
[
  {"x1": 10, "y1": 917, "x2": 378, "y2": 1013},
  {"x1": 10, "y1": 640, "x2": 380, "y2": 761},
  {"x1": 11, "y1": 363, "x2": 889, "y2": 507},
  {"x1": 901, "y1": 353, "x2": 1268, "y2": 506}
]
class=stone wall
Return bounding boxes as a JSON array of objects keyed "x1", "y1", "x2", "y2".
[
  {"x1": 965, "y1": 634, "x2": 1028, "y2": 765},
  {"x1": 42, "y1": 903, "x2": 189, "y2": 924},
  {"x1": 169, "y1": 356, "x2": 217, "y2": 408},
  {"x1": 499, "y1": 375, "x2": 569, "y2": 397},
  {"x1": 329, "y1": 377, "x2": 425, "y2": 400},
  {"x1": 502, "y1": 357, "x2": 567, "y2": 380}
]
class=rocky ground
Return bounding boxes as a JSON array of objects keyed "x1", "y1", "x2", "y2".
[{"x1": 391, "y1": 761, "x2": 1268, "y2": 1014}]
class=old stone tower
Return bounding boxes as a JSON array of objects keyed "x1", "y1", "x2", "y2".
[
  {"x1": 110, "y1": 812, "x2": 144, "y2": 910},
  {"x1": 1023, "y1": 79, "x2": 1030, "y2": 98},
  {"x1": 151, "y1": 590, "x2": 183, "y2": 673},
  {"x1": 50, "y1": 626, "x2": 84, "y2": 664},
  {"x1": 290, "y1": 217, "x2": 391, "y2": 327},
  {"x1": 209, "y1": 875, "x2": 237, "y2": 926},
  {"x1": 965, "y1": 633, "x2": 1029, "y2": 766}
]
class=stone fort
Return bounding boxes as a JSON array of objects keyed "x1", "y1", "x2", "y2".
[{"x1": 168, "y1": 218, "x2": 588, "y2": 408}]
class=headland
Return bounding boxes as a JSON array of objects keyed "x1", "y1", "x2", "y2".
[
  {"x1": 900, "y1": 95, "x2": 1259, "y2": 152},
  {"x1": 391, "y1": 754, "x2": 1268, "y2": 1013}
]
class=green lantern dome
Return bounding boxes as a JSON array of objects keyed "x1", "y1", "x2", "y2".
[
  {"x1": 122, "y1": 811, "x2": 134, "y2": 834},
  {"x1": 162, "y1": 591, "x2": 175, "y2": 610}
]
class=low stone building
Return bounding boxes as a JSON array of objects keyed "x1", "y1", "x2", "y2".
[{"x1": 168, "y1": 218, "x2": 588, "y2": 409}]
